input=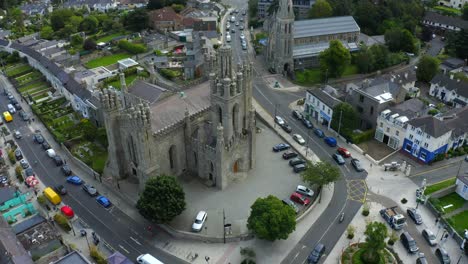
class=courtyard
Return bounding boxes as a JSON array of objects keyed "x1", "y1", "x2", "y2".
[{"x1": 169, "y1": 119, "x2": 318, "y2": 237}]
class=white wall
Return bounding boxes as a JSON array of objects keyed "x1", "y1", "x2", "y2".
[
  {"x1": 455, "y1": 178, "x2": 468, "y2": 201},
  {"x1": 405, "y1": 124, "x2": 452, "y2": 152}
]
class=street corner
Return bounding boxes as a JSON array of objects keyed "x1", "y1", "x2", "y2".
[
  {"x1": 347, "y1": 180, "x2": 367, "y2": 203},
  {"x1": 262, "y1": 75, "x2": 301, "y2": 91}
]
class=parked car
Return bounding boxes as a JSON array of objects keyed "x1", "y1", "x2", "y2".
[
  {"x1": 332, "y1": 154, "x2": 345, "y2": 165},
  {"x1": 82, "y1": 184, "x2": 98, "y2": 196},
  {"x1": 416, "y1": 253, "x2": 429, "y2": 264},
  {"x1": 290, "y1": 192, "x2": 310, "y2": 206},
  {"x1": 282, "y1": 198, "x2": 299, "y2": 214},
  {"x1": 275, "y1": 116, "x2": 285, "y2": 126},
  {"x1": 324, "y1": 137, "x2": 337, "y2": 147},
  {"x1": 337, "y1": 147, "x2": 351, "y2": 158},
  {"x1": 407, "y1": 208, "x2": 423, "y2": 225},
  {"x1": 289, "y1": 158, "x2": 306, "y2": 166},
  {"x1": 19, "y1": 159, "x2": 29, "y2": 169},
  {"x1": 96, "y1": 195, "x2": 111, "y2": 208},
  {"x1": 351, "y1": 159, "x2": 364, "y2": 172},
  {"x1": 61, "y1": 165, "x2": 72, "y2": 176},
  {"x1": 421, "y1": 229, "x2": 437, "y2": 246},
  {"x1": 307, "y1": 243, "x2": 325, "y2": 263},
  {"x1": 435, "y1": 247, "x2": 451, "y2": 264},
  {"x1": 280, "y1": 123, "x2": 292, "y2": 133},
  {"x1": 33, "y1": 133, "x2": 44, "y2": 144},
  {"x1": 46, "y1": 149, "x2": 56, "y2": 158},
  {"x1": 24, "y1": 168, "x2": 34, "y2": 177},
  {"x1": 14, "y1": 103, "x2": 22, "y2": 110},
  {"x1": 282, "y1": 151, "x2": 298, "y2": 160},
  {"x1": 55, "y1": 185, "x2": 67, "y2": 195},
  {"x1": 191, "y1": 211, "x2": 207, "y2": 232},
  {"x1": 292, "y1": 110, "x2": 303, "y2": 120},
  {"x1": 15, "y1": 149, "x2": 23, "y2": 160},
  {"x1": 14, "y1": 130, "x2": 21, "y2": 139},
  {"x1": 293, "y1": 134, "x2": 306, "y2": 145},
  {"x1": 400, "y1": 231, "x2": 419, "y2": 254},
  {"x1": 293, "y1": 163, "x2": 306, "y2": 173},
  {"x1": 21, "y1": 112, "x2": 29, "y2": 121},
  {"x1": 314, "y1": 128, "x2": 324, "y2": 138},
  {"x1": 53, "y1": 156, "x2": 64, "y2": 166},
  {"x1": 302, "y1": 118, "x2": 313, "y2": 129},
  {"x1": 66, "y1": 176, "x2": 83, "y2": 185},
  {"x1": 296, "y1": 185, "x2": 314, "y2": 197},
  {"x1": 42, "y1": 141, "x2": 51, "y2": 150},
  {"x1": 273, "y1": 143, "x2": 290, "y2": 152}
]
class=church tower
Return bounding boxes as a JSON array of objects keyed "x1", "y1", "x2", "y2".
[{"x1": 266, "y1": 0, "x2": 295, "y2": 75}]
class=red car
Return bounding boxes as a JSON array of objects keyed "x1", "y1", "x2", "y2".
[
  {"x1": 290, "y1": 192, "x2": 310, "y2": 206},
  {"x1": 337, "y1": 147, "x2": 351, "y2": 158}
]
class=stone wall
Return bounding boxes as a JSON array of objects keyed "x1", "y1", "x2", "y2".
[{"x1": 60, "y1": 143, "x2": 100, "y2": 178}]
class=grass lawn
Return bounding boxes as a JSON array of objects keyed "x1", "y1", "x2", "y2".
[
  {"x1": 71, "y1": 141, "x2": 108, "y2": 174},
  {"x1": 430, "y1": 192, "x2": 467, "y2": 214},
  {"x1": 19, "y1": 82, "x2": 47, "y2": 93},
  {"x1": 434, "y1": 6, "x2": 462, "y2": 15},
  {"x1": 6, "y1": 64, "x2": 32, "y2": 77},
  {"x1": 106, "y1": 71, "x2": 149, "y2": 89},
  {"x1": 295, "y1": 68, "x2": 322, "y2": 86},
  {"x1": 448, "y1": 211, "x2": 468, "y2": 236},
  {"x1": 343, "y1": 64, "x2": 359, "y2": 76},
  {"x1": 425, "y1": 177, "x2": 456, "y2": 195},
  {"x1": 85, "y1": 53, "x2": 131, "y2": 68},
  {"x1": 96, "y1": 32, "x2": 127, "y2": 43}
]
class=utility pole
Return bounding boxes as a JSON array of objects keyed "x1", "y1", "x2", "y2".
[
  {"x1": 223, "y1": 209, "x2": 226, "y2": 244},
  {"x1": 337, "y1": 110, "x2": 343, "y2": 136}
]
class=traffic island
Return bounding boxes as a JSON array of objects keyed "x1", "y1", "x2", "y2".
[{"x1": 340, "y1": 243, "x2": 397, "y2": 264}]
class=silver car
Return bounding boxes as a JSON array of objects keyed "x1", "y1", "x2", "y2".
[
  {"x1": 422, "y1": 229, "x2": 437, "y2": 246},
  {"x1": 296, "y1": 185, "x2": 314, "y2": 197}
]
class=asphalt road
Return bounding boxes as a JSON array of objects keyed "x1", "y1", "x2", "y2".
[
  {"x1": 410, "y1": 159, "x2": 468, "y2": 186},
  {"x1": 0, "y1": 81, "x2": 187, "y2": 264}
]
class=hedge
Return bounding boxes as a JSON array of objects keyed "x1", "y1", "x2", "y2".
[
  {"x1": 160, "y1": 68, "x2": 181, "y2": 80},
  {"x1": 118, "y1": 40, "x2": 146, "y2": 54},
  {"x1": 350, "y1": 129, "x2": 376, "y2": 144},
  {"x1": 90, "y1": 246, "x2": 107, "y2": 264},
  {"x1": 54, "y1": 214, "x2": 71, "y2": 232}
]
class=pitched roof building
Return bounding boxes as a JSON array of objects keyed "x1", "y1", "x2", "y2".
[
  {"x1": 422, "y1": 11, "x2": 468, "y2": 31},
  {"x1": 429, "y1": 73, "x2": 468, "y2": 108}
]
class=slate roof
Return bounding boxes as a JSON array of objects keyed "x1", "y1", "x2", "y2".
[
  {"x1": 52, "y1": 251, "x2": 92, "y2": 264},
  {"x1": 0, "y1": 187, "x2": 16, "y2": 204},
  {"x1": 442, "y1": 106, "x2": 468, "y2": 137},
  {"x1": 363, "y1": 81, "x2": 401, "y2": 97},
  {"x1": 129, "y1": 80, "x2": 168, "y2": 104},
  {"x1": 150, "y1": 81, "x2": 210, "y2": 133},
  {"x1": 457, "y1": 174, "x2": 468, "y2": 186},
  {"x1": 407, "y1": 116, "x2": 451, "y2": 138},
  {"x1": 423, "y1": 11, "x2": 468, "y2": 30},
  {"x1": 307, "y1": 88, "x2": 342, "y2": 108},
  {"x1": 431, "y1": 73, "x2": 468, "y2": 98},
  {"x1": 294, "y1": 16, "x2": 360, "y2": 39},
  {"x1": 42, "y1": 47, "x2": 65, "y2": 57},
  {"x1": 389, "y1": 98, "x2": 426, "y2": 119},
  {"x1": 150, "y1": 7, "x2": 181, "y2": 22},
  {"x1": 31, "y1": 40, "x2": 59, "y2": 51},
  {"x1": 64, "y1": 0, "x2": 114, "y2": 8},
  {"x1": 442, "y1": 58, "x2": 465, "y2": 69}
]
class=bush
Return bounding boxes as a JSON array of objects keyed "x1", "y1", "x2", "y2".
[
  {"x1": 159, "y1": 68, "x2": 181, "y2": 80},
  {"x1": 428, "y1": 109, "x2": 439, "y2": 116},
  {"x1": 8, "y1": 150, "x2": 16, "y2": 164},
  {"x1": 54, "y1": 213, "x2": 71, "y2": 232},
  {"x1": 351, "y1": 129, "x2": 376, "y2": 144},
  {"x1": 37, "y1": 194, "x2": 47, "y2": 205},
  {"x1": 90, "y1": 246, "x2": 107, "y2": 264},
  {"x1": 347, "y1": 225, "x2": 355, "y2": 239},
  {"x1": 118, "y1": 40, "x2": 146, "y2": 54},
  {"x1": 15, "y1": 165, "x2": 22, "y2": 177},
  {"x1": 241, "y1": 260, "x2": 256, "y2": 264},
  {"x1": 401, "y1": 198, "x2": 408, "y2": 204},
  {"x1": 362, "y1": 203, "x2": 370, "y2": 216},
  {"x1": 240, "y1": 247, "x2": 256, "y2": 258}
]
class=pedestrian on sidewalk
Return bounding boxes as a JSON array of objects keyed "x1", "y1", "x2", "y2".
[{"x1": 32, "y1": 117, "x2": 35, "y2": 122}]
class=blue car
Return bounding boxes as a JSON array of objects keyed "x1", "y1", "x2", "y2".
[
  {"x1": 324, "y1": 137, "x2": 337, "y2": 147},
  {"x1": 66, "y1": 176, "x2": 83, "y2": 185},
  {"x1": 273, "y1": 143, "x2": 290, "y2": 152},
  {"x1": 314, "y1": 128, "x2": 324, "y2": 138},
  {"x1": 96, "y1": 195, "x2": 111, "y2": 208},
  {"x1": 302, "y1": 119, "x2": 313, "y2": 129}
]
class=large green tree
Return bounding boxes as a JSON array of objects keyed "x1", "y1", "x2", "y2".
[
  {"x1": 319, "y1": 40, "x2": 351, "y2": 79},
  {"x1": 446, "y1": 29, "x2": 468, "y2": 59},
  {"x1": 123, "y1": 8, "x2": 149, "y2": 31},
  {"x1": 247, "y1": 195, "x2": 296, "y2": 241},
  {"x1": 361, "y1": 222, "x2": 388, "y2": 263},
  {"x1": 40, "y1": 26, "x2": 54, "y2": 40},
  {"x1": 416, "y1": 56, "x2": 440, "y2": 83},
  {"x1": 136, "y1": 175, "x2": 186, "y2": 224},
  {"x1": 50, "y1": 9, "x2": 74, "y2": 31},
  {"x1": 301, "y1": 161, "x2": 340, "y2": 197},
  {"x1": 463, "y1": 4, "x2": 468, "y2": 21},
  {"x1": 80, "y1": 16, "x2": 99, "y2": 33},
  {"x1": 330, "y1": 102, "x2": 358, "y2": 136},
  {"x1": 384, "y1": 28, "x2": 417, "y2": 53},
  {"x1": 308, "y1": 0, "x2": 333, "y2": 18}
]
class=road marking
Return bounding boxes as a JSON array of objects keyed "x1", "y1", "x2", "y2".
[
  {"x1": 344, "y1": 165, "x2": 350, "y2": 173},
  {"x1": 409, "y1": 163, "x2": 456, "y2": 177},
  {"x1": 130, "y1": 236, "x2": 142, "y2": 246},
  {"x1": 315, "y1": 199, "x2": 349, "y2": 249},
  {"x1": 119, "y1": 244, "x2": 130, "y2": 253},
  {"x1": 291, "y1": 251, "x2": 301, "y2": 263}
]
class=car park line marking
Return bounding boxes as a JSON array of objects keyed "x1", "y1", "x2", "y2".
[
  {"x1": 130, "y1": 236, "x2": 142, "y2": 246},
  {"x1": 119, "y1": 244, "x2": 130, "y2": 253}
]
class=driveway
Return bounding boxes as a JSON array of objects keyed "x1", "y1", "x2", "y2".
[{"x1": 426, "y1": 36, "x2": 445, "y2": 57}]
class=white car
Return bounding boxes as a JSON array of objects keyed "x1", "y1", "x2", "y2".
[
  {"x1": 14, "y1": 130, "x2": 22, "y2": 139},
  {"x1": 293, "y1": 134, "x2": 306, "y2": 145},
  {"x1": 240, "y1": 33, "x2": 245, "y2": 40},
  {"x1": 296, "y1": 185, "x2": 314, "y2": 197},
  {"x1": 192, "y1": 211, "x2": 207, "y2": 232},
  {"x1": 226, "y1": 23, "x2": 230, "y2": 29},
  {"x1": 226, "y1": 34, "x2": 231, "y2": 42},
  {"x1": 46, "y1": 149, "x2": 56, "y2": 158},
  {"x1": 275, "y1": 116, "x2": 285, "y2": 126}
]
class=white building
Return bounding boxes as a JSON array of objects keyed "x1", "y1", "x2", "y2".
[
  {"x1": 438, "y1": 0, "x2": 468, "y2": 9},
  {"x1": 74, "y1": 66, "x2": 118, "y2": 90},
  {"x1": 422, "y1": 11, "x2": 468, "y2": 32},
  {"x1": 304, "y1": 86, "x2": 342, "y2": 129},
  {"x1": 429, "y1": 73, "x2": 468, "y2": 108},
  {"x1": 375, "y1": 98, "x2": 427, "y2": 150},
  {"x1": 456, "y1": 175, "x2": 468, "y2": 200}
]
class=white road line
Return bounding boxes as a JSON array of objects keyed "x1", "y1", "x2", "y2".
[
  {"x1": 130, "y1": 236, "x2": 142, "y2": 246},
  {"x1": 344, "y1": 165, "x2": 350, "y2": 173},
  {"x1": 291, "y1": 251, "x2": 301, "y2": 263},
  {"x1": 316, "y1": 199, "x2": 349, "y2": 245},
  {"x1": 119, "y1": 244, "x2": 130, "y2": 254}
]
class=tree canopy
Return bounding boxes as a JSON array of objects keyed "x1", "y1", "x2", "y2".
[
  {"x1": 330, "y1": 102, "x2": 358, "y2": 136},
  {"x1": 319, "y1": 40, "x2": 351, "y2": 79},
  {"x1": 416, "y1": 56, "x2": 440, "y2": 83},
  {"x1": 301, "y1": 161, "x2": 340, "y2": 188},
  {"x1": 308, "y1": 0, "x2": 333, "y2": 18},
  {"x1": 147, "y1": 0, "x2": 187, "y2": 9},
  {"x1": 446, "y1": 29, "x2": 468, "y2": 60},
  {"x1": 123, "y1": 8, "x2": 149, "y2": 31},
  {"x1": 463, "y1": 4, "x2": 468, "y2": 21},
  {"x1": 384, "y1": 27, "x2": 417, "y2": 53},
  {"x1": 361, "y1": 222, "x2": 388, "y2": 263},
  {"x1": 247, "y1": 195, "x2": 296, "y2": 241},
  {"x1": 136, "y1": 175, "x2": 186, "y2": 224}
]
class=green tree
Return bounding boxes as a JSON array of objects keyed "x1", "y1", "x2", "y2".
[
  {"x1": 308, "y1": 0, "x2": 333, "y2": 18},
  {"x1": 123, "y1": 8, "x2": 149, "y2": 31},
  {"x1": 248, "y1": 0, "x2": 259, "y2": 18},
  {"x1": 446, "y1": 29, "x2": 468, "y2": 59},
  {"x1": 83, "y1": 38, "x2": 97, "y2": 50},
  {"x1": 368, "y1": 44, "x2": 390, "y2": 70},
  {"x1": 330, "y1": 102, "x2": 358, "y2": 136},
  {"x1": 136, "y1": 175, "x2": 186, "y2": 223},
  {"x1": 384, "y1": 28, "x2": 417, "y2": 53},
  {"x1": 40, "y1": 26, "x2": 54, "y2": 40},
  {"x1": 80, "y1": 16, "x2": 99, "y2": 33},
  {"x1": 416, "y1": 56, "x2": 440, "y2": 83},
  {"x1": 361, "y1": 222, "x2": 388, "y2": 263},
  {"x1": 319, "y1": 40, "x2": 351, "y2": 79},
  {"x1": 50, "y1": 9, "x2": 74, "y2": 31},
  {"x1": 247, "y1": 195, "x2": 296, "y2": 241},
  {"x1": 463, "y1": 4, "x2": 468, "y2": 21},
  {"x1": 301, "y1": 161, "x2": 340, "y2": 200},
  {"x1": 354, "y1": 48, "x2": 375, "y2": 73},
  {"x1": 70, "y1": 34, "x2": 84, "y2": 48}
]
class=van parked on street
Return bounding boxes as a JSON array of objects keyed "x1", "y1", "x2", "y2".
[{"x1": 43, "y1": 187, "x2": 61, "y2": 205}]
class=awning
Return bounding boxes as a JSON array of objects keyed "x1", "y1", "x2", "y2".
[{"x1": 61, "y1": 205, "x2": 74, "y2": 218}]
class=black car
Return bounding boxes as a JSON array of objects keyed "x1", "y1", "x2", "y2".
[
  {"x1": 435, "y1": 248, "x2": 451, "y2": 264},
  {"x1": 33, "y1": 133, "x2": 45, "y2": 144},
  {"x1": 289, "y1": 158, "x2": 306, "y2": 166},
  {"x1": 273, "y1": 143, "x2": 290, "y2": 152},
  {"x1": 24, "y1": 168, "x2": 34, "y2": 177},
  {"x1": 61, "y1": 165, "x2": 72, "y2": 176},
  {"x1": 302, "y1": 118, "x2": 313, "y2": 129},
  {"x1": 351, "y1": 158, "x2": 364, "y2": 172},
  {"x1": 42, "y1": 141, "x2": 51, "y2": 150},
  {"x1": 53, "y1": 156, "x2": 64, "y2": 166},
  {"x1": 280, "y1": 123, "x2": 292, "y2": 133},
  {"x1": 400, "y1": 232, "x2": 419, "y2": 254},
  {"x1": 82, "y1": 184, "x2": 98, "y2": 196},
  {"x1": 14, "y1": 103, "x2": 22, "y2": 110},
  {"x1": 407, "y1": 208, "x2": 423, "y2": 225},
  {"x1": 21, "y1": 112, "x2": 30, "y2": 121},
  {"x1": 307, "y1": 243, "x2": 325, "y2": 263},
  {"x1": 55, "y1": 185, "x2": 67, "y2": 195},
  {"x1": 15, "y1": 149, "x2": 23, "y2": 160},
  {"x1": 293, "y1": 163, "x2": 306, "y2": 173},
  {"x1": 292, "y1": 110, "x2": 303, "y2": 120},
  {"x1": 10, "y1": 98, "x2": 18, "y2": 105},
  {"x1": 282, "y1": 151, "x2": 298, "y2": 160}
]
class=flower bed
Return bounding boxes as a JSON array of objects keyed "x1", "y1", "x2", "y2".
[{"x1": 341, "y1": 243, "x2": 396, "y2": 264}]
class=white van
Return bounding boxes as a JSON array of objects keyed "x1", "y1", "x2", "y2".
[
  {"x1": 7, "y1": 104, "x2": 16, "y2": 114},
  {"x1": 136, "y1": 254, "x2": 164, "y2": 264},
  {"x1": 226, "y1": 34, "x2": 231, "y2": 42},
  {"x1": 230, "y1": 16, "x2": 236, "y2": 23}
]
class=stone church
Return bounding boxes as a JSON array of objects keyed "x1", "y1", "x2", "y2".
[{"x1": 99, "y1": 45, "x2": 256, "y2": 190}]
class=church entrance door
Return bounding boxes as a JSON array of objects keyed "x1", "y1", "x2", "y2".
[{"x1": 233, "y1": 160, "x2": 239, "y2": 173}]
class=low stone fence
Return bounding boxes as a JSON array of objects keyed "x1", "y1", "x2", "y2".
[
  {"x1": 59, "y1": 143, "x2": 100, "y2": 179},
  {"x1": 429, "y1": 185, "x2": 457, "y2": 199}
]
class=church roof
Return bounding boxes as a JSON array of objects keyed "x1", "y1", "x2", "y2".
[
  {"x1": 294, "y1": 16, "x2": 360, "y2": 39},
  {"x1": 150, "y1": 82, "x2": 211, "y2": 132}
]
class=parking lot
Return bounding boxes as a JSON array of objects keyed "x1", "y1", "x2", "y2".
[{"x1": 169, "y1": 119, "x2": 318, "y2": 236}]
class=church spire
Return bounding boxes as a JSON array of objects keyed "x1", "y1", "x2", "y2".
[
  {"x1": 278, "y1": 0, "x2": 294, "y2": 19},
  {"x1": 218, "y1": 45, "x2": 234, "y2": 79}
]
